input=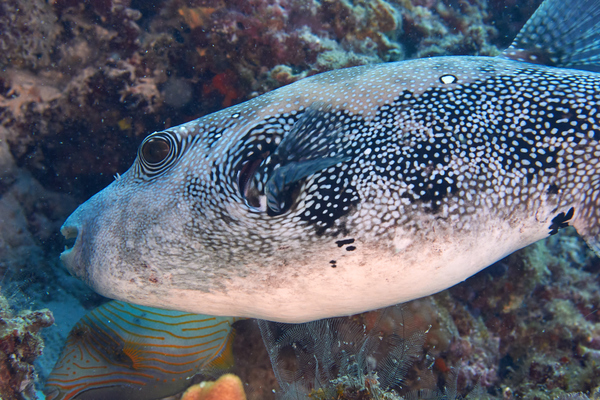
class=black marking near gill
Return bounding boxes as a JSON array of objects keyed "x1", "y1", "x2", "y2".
[
  {"x1": 231, "y1": 114, "x2": 308, "y2": 208},
  {"x1": 212, "y1": 105, "x2": 367, "y2": 229},
  {"x1": 207, "y1": 116, "x2": 298, "y2": 204},
  {"x1": 547, "y1": 184, "x2": 559, "y2": 195},
  {"x1": 335, "y1": 238, "x2": 355, "y2": 247},
  {"x1": 549, "y1": 207, "x2": 575, "y2": 235},
  {"x1": 259, "y1": 105, "x2": 356, "y2": 214},
  {"x1": 165, "y1": 58, "x2": 600, "y2": 248}
]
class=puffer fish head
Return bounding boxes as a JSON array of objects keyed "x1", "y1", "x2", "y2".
[
  {"x1": 60, "y1": 76, "x2": 382, "y2": 321},
  {"x1": 61, "y1": 0, "x2": 600, "y2": 323},
  {"x1": 44, "y1": 301, "x2": 237, "y2": 400}
]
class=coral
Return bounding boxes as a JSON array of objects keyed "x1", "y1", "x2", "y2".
[
  {"x1": 444, "y1": 229, "x2": 600, "y2": 397},
  {"x1": 399, "y1": 0, "x2": 500, "y2": 58},
  {"x1": 553, "y1": 391, "x2": 600, "y2": 400},
  {"x1": 0, "y1": 0, "x2": 515, "y2": 203},
  {"x1": 2, "y1": 0, "x2": 597, "y2": 399},
  {"x1": 0, "y1": 0, "x2": 61, "y2": 70},
  {"x1": 0, "y1": 289, "x2": 54, "y2": 400},
  {"x1": 181, "y1": 373, "x2": 247, "y2": 400}
]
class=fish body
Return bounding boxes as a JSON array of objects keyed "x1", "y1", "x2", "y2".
[
  {"x1": 60, "y1": 0, "x2": 600, "y2": 322},
  {"x1": 44, "y1": 301, "x2": 236, "y2": 400}
]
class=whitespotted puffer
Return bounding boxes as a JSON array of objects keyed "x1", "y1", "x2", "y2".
[{"x1": 60, "y1": 0, "x2": 600, "y2": 322}]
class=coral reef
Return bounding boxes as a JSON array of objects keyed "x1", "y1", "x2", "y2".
[
  {"x1": 181, "y1": 373, "x2": 247, "y2": 400},
  {"x1": 0, "y1": 289, "x2": 54, "y2": 400},
  {"x1": 0, "y1": 0, "x2": 518, "y2": 202},
  {"x1": 459, "y1": 231, "x2": 600, "y2": 398},
  {"x1": 0, "y1": 0, "x2": 61, "y2": 70},
  {"x1": 4, "y1": 0, "x2": 600, "y2": 399}
]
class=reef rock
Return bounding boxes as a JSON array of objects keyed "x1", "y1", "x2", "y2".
[{"x1": 0, "y1": 291, "x2": 54, "y2": 400}]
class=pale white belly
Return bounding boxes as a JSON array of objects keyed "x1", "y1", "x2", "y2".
[{"x1": 129, "y1": 213, "x2": 550, "y2": 322}]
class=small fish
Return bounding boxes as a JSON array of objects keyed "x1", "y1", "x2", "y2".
[
  {"x1": 60, "y1": 0, "x2": 600, "y2": 323},
  {"x1": 44, "y1": 301, "x2": 237, "y2": 400}
]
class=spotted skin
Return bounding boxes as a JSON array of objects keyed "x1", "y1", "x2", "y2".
[
  {"x1": 44, "y1": 301, "x2": 236, "y2": 400},
  {"x1": 60, "y1": 0, "x2": 600, "y2": 322}
]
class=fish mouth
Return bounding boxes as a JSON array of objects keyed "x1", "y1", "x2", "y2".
[
  {"x1": 60, "y1": 222, "x2": 87, "y2": 282},
  {"x1": 60, "y1": 224, "x2": 79, "y2": 259}
]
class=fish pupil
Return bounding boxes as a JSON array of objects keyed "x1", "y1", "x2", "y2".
[{"x1": 142, "y1": 137, "x2": 171, "y2": 164}]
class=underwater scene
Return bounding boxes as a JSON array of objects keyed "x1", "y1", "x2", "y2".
[{"x1": 1, "y1": 0, "x2": 600, "y2": 398}]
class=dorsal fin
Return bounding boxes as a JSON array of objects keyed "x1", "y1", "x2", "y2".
[{"x1": 501, "y1": 0, "x2": 600, "y2": 71}]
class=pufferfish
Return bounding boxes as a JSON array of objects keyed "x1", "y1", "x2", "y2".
[{"x1": 60, "y1": 0, "x2": 600, "y2": 323}]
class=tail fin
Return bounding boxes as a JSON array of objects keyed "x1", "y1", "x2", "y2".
[{"x1": 501, "y1": 0, "x2": 600, "y2": 72}]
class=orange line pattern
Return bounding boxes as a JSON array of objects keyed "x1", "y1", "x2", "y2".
[{"x1": 44, "y1": 301, "x2": 236, "y2": 400}]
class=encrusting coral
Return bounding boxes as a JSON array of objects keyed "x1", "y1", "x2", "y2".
[
  {"x1": 0, "y1": 0, "x2": 511, "y2": 204},
  {"x1": 0, "y1": 288, "x2": 54, "y2": 400},
  {"x1": 2, "y1": 0, "x2": 600, "y2": 399},
  {"x1": 181, "y1": 373, "x2": 247, "y2": 400}
]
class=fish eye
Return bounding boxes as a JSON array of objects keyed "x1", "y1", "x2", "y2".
[
  {"x1": 142, "y1": 137, "x2": 171, "y2": 164},
  {"x1": 137, "y1": 132, "x2": 181, "y2": 178}
]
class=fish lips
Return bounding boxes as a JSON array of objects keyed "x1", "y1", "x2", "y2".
[
  {"x1": 59, "y1": 188, "x2": 112, "y2": 292},
  {"x1": 60, "y1": 212, "x2": 93, "y2": 286}
]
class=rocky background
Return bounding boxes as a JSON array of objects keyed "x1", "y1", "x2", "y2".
[{"x1": 1, "y1": 0, "x2": 600, "y2": 399}]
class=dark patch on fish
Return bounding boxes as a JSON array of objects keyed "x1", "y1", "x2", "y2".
[{"x1": 549, "y1": 207, "x2": 575, "y2": 235}]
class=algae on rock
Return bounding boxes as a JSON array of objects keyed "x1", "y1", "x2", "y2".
[{"x1": 0, "y1": 288, "x2": 54, "y2": 400}]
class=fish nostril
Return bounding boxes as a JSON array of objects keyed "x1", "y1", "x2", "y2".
[{"x1": 61, "y1": 225, "x2": 79, "y2": 250}]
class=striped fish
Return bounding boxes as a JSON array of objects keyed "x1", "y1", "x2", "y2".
[
  {"x1": 59, "y1": 0, "x2": 600, "y2": 323},
  {"x1": 44, "y1": 301, "x2": 237, "y2": 400}
]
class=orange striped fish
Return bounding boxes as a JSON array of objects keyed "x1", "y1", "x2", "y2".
[{"x1": 44, "y1": 301, "x2": 238, "y2": 400}]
